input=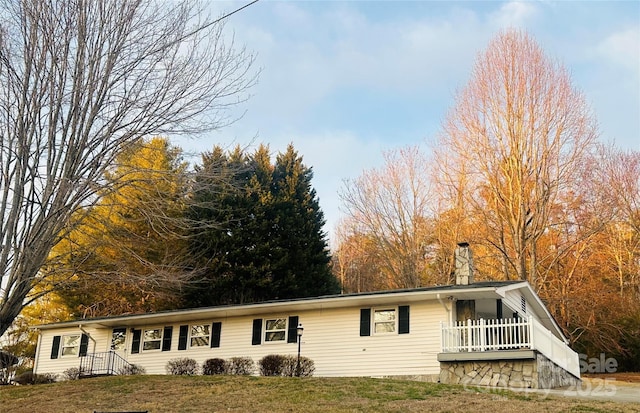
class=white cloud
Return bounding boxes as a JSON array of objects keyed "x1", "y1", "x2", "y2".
[
  {"x1": 580, "y1": 25, "x2": 640, "y2": 150},
  {"x1": 595, "y1": 26, "x2": 640, "y2": 71},
  {"x1": 490, "y1": 1, "x2": 539, "y2": 28},
  {"x1": 225, "y1": 2, "x2": 493, "y2": 126}
]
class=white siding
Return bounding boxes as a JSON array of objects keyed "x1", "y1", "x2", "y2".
[
  {"x1": 503, "y1": 290, "x2": 541, "y2": 323},
  {"x1": 35, "y1": 326, "x2": 110, "y2": 376},
  {"x1": 35, "y1": 301, "x2": 448, "y2": 378}
]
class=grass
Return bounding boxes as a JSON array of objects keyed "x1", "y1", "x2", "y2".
[{"x1": 1, "y1": 375, "x2": 639, "y2": 413}]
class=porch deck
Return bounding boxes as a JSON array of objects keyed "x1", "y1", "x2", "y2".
[{"x1": 440, "y1": 316, "x2": 580, "y2": 377}]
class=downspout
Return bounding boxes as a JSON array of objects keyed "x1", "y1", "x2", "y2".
[
  {"x1": 33, "y1": 329, "x2": 42, "y2": 375},
  {"x1": 437, "y1": 293, "x2": 452, "y2": 325},
  {"x1": 79, "y1": 325, "x2": 97, "y2": 353},
  {"x1": 78, "y1": 324, "x2": 99, "y2": 376}
]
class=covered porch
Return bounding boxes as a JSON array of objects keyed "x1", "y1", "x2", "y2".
[{"x1": 438, "y1": 316, "x2": 580, "y2": 388}]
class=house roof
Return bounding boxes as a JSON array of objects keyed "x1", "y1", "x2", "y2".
[{"x1": 32, "y1": 280, "x2": 566, "y2": 341}]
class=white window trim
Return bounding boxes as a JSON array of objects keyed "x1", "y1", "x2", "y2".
[
  {"x1": 189, "y1": 324, "x2": 211, "y2": 348},
  {"x1": 61, "y1": 334, "x2": 81, "y2": 357},
  {"x1": 372, "y1": 308, "x2": 397, "y2": 335},
  {"x1": 142, "y1": 327, "x2": 163, "y2": 352},
  {"x1": 264, "y1": 317, "x2": 287, "y2": 343}
]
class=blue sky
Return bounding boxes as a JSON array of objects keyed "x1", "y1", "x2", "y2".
[{"x1": 177, "y1": 1, "x2": 640, "y2": 246}]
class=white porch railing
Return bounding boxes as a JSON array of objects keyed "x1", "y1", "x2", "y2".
[{"x1": 441, "y1": 316, "x2": 580, "y2": 378}]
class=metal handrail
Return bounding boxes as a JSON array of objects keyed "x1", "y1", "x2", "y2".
[{"x1": 79, "y1": 351, "x2": 131, "y2": 377}]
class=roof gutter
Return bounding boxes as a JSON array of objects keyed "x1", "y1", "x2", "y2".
[{"x1": 32, "y1": 283, "x2": 513, "y2": 330}]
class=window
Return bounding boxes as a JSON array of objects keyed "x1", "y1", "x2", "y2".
[
  {"x1": 190, "y1": 324, "x2": 210, "y2": 348},
  {"x1": 265, "y1": 318, "x2": 287, "y2": 342},
  {"x1": 251, "y1": 316, "x2": 298, "y2": 345},
  {"x1": 373, "y1": 309, "x2": 396, "y2": 334},
  {"x1": 143, "y1": 328, "x2": 163, "y2": 351},
  {"x1": 61, "y1": 335, "x2": 81, "y2": 356},
  {"x1": 361, "y1": 307, "x2": 409, "y2": 337}
]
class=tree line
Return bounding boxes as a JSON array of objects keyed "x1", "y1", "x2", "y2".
[{"x1": 49, "y1": 139, "x2": 339, "y2": 317}]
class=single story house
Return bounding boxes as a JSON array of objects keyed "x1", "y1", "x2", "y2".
[{"x1": 32, "y1": 244, "x2": 580, "y2": 389}]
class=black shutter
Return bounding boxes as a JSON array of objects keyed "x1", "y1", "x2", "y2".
[
  {"x1": 398, "y1": 306, "x2": 410, "y2": 334},
  {"x1": 79, "y1": 334, "x2": 89, "y2": 356},
  {"x1": 131, "y1": 329, "x2": 141, "y2": 354},
  {"x1": 496, "y1": 299, "x2": 503, "y2": 319},
  {"x1": 287, "y1": 316, "x2": 299, "y2": 343},
  {"x1": 251, "y1": 319, "x2": 262, "y2": 345},
  {"x1": 162, "y1": 326, "x2": 173, "y2": 351},
  {"x1": 211, "y1": 322, "x2": 222, "y2": 348},
  {"x1": 178, "y1": 325, "x2": 189, "y2": 350},
  {"x1": 50, "y1": 335, "x2": 61, "y2": 359},
  {"x1": 360, "y1": 308, "x2": 371, "y2": 337}
]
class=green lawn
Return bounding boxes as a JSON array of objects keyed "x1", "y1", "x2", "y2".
[{"x1": 1, "y1": 375, "x2": 638, "y2": 413}]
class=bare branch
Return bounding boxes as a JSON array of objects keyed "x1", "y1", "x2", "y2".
[{"x1": 0, "y1": 0, "x2": 257, "y2": 336}]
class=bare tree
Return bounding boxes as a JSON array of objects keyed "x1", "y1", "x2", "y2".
[
  {"x1": 433, "y1": 29, "x2": 598, "y2": 288},
  {"x1": 595, "y1": 146, "x2": 640, "y2": 295},
  {"x1": 333, "y1": 219, "x2": 391, "y2": 293},
  {"x1": 338, "y1": 146, "x2": 435, "y2": 289},
  {"x1": 0, "y1": 0, "x2": 257, "y2": 336}
]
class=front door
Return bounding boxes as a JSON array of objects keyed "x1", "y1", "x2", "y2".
[
  {"x1": 110, "y1": 327, "x2": 128, "y2": 357},
  {"x1": 456, "y1": 300, "x2": 476, "y2": 322}
]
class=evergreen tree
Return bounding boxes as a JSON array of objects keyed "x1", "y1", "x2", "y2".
[
  {"x1": 186, "y1": 144, "x2": 339, "y2": 306},
  {"x1": 270, "y1": 144, "x2": 339, "y2": 298}
]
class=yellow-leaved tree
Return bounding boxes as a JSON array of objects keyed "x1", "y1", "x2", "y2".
[{"x1": 47, "y1": 137, "x2": 190, "y2": 318}]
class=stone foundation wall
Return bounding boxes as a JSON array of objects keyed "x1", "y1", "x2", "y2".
[
  {"x1": 439, "y1": 352, "x2": 580, "y2": 389},
  {"x1": 535, "y1": 353, "x2": 580, "y2": 389}
]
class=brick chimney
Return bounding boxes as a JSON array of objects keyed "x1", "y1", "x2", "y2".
[{"x1": 454, "y1": 242, "x2": 474, "y2": 285}]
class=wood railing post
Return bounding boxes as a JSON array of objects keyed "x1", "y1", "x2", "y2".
[{"x1": 528, "y1": 315, "x2": 534, "y2": 350}]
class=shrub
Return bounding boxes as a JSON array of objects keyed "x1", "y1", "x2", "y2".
[
  {"x1": 202, "y1": 358, "x2": 227, "y2": 375},
  {"x1": 118, "y1": 363, "x2": 146, "y2": 375},
  {"x1": 166, "y1": 358, "x2": 199, "y2": 375},
  {"x1": 227, "y1": 357, "x2": 254, "y2": 375},
  {"x1": 62, "y1": 367, "x2": 82, "y2": 380},
  {"x1": 259, "y1": 354, "x2": 286, "y2": 376},
  {"x1": 259, "y1": 355, "x2": 315, "y2": 377},
  {"x1": 283, "y1": 356, "x2": 315, "y2": 377},
  {"x1": 34, "y1": 373, "x2": 58, "y2": 384},
  {"x1": 12, "y1": 371, "x2": 57, "y2": 385},
  {"x1": 12, "y1": 371, "x2": 34, "y2": 385}
]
